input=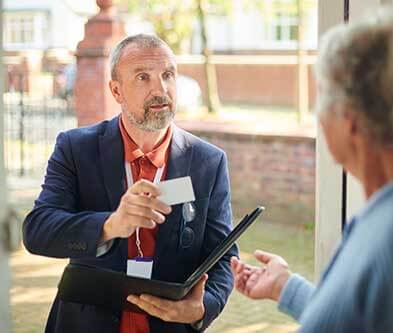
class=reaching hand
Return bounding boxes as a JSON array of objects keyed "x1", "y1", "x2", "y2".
[
  {"x1": 101, "y1": 179, "x2": 172, "y2": 241},
  {"x1": 231, "y1": 250, "x2": 292, "y2": 302}
]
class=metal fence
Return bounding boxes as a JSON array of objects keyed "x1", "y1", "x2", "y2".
[{"x1": 4, "y1": 92, "x2": 77, "y2": 177}]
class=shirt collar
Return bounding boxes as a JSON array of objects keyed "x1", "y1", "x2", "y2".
[
  {"x1": 351, "y1": 180, "x2": 393, "y2": 226},
  {"x1": 119, "y1": 116, "x2": 172, "y2": 168}
]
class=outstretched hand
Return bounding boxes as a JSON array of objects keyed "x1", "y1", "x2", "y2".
[{"x1": 231, "y1": 250, "x2": 292, "y2": 302}]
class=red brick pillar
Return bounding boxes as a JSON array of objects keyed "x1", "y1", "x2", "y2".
[{"x1": 74, "y1": 0, "x2": 125, "y2": 127}]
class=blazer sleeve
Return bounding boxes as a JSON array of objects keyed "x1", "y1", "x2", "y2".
[
  {"x1": 23, "y1": 131, "x2": 111, "y2": 259},
  {"x1": 191, "y1": 152, "x2": 238, "y2": 332}
]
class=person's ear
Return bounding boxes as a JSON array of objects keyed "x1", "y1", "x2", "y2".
[
  {"x1": 109, "y1": 80, "x2": 123, "y2": 104},
  {"x1": 343, "y1": 109, "x2": 359, "y2": 138}
]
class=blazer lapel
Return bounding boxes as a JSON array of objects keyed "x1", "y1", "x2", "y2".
[
  {"x1": 98, "y1": 116, "x2": 126, "y2": 211},
  {"x1": 154, "y1": 125, "x2": 194, "y2": 266}
]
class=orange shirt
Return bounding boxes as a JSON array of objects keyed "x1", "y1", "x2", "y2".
[{"x1": 119, "y1": 116, "x2": 172, "y2": 333}]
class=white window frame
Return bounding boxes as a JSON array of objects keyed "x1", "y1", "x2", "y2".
[{"x1": 4, "y1": 11, "x2": 47, "y2": 50}]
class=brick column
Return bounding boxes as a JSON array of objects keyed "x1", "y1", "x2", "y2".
[{"x1": 74, "y1": 0, "x2": 125, "y2": 127}]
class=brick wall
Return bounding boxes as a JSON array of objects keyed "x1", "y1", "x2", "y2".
[
  {"x1": 181, "y1": 127, "x2": 316, "y2": 225},
  {"x1": 178, "y1": 61, "x2": 316, "y2": 107}
]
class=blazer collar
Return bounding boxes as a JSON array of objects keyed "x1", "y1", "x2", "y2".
[{"x1": 99, "y1": 116, "x2": 126, "y2": 211}]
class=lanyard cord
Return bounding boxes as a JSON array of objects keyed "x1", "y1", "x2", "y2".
[{"x1": 125, "y1": 161, "x2": 164, "y2": 257}]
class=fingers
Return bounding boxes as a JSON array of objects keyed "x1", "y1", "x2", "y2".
[
  {"x1": 189, "y1": 273, "x2": 208, "y2": 299},
  {"x1": 244, "y1": 270, "x2": 262, "y2": 297},
  {"x1": 122, "y1": 202, "x2": 166, "y2": 225},
  {"x1": 231, "y1": 256, "x2": 240, "y2": 273},
  {"x1": 115, "y1": 179, "x2": 172, "y2": 233},
  {"x1": 127, "y1": 295, "x2": 169, "y2": 320},
  {"x1": 255, "y1": 250, "x2": 289, "y2": 268},
  {"x1": 130, "y1": 194, "x2": 172, "y2": 215},
  {"x1": 139, "y1": 294, "x2": 172, "y2": 311},
  {"x1": 231, "y1": 257, "x2": 248, "y2": 275},
  {"x1": 127, "y1": 294, "x2": 183, "y2": 323},
  {"x1": 127, "y1": 216, "x2": 156, "y2": 229},
  {"x1": 130, "y1": 179, "x2": 161, "y2": 197},
  {"x1": 232, "y1": 258, "x2": 251, "y2": 293},
  {"x1": 254, "y1": 250, "x2": 280, "y2": 264}
]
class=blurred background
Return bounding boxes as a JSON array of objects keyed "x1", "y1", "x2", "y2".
[{"x1": 3, "y1": 0, "x2": 317, "y2": 332}]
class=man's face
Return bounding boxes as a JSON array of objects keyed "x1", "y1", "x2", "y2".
[
  {"x1": 319, "y1": 111, "x2": 346, "y2": 163},
  {"x1": 110, "y1": 44, "x2": 177, "y2": 132},
  {"x1": 317, "y1": 83, "x2": 353, "y2": 170}
]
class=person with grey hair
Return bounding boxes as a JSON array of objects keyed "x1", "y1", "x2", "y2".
[
  {"x1": 231, "y1": 11, "x2": 393, "y2": 333},
  {"x1": 23, "y1": 33, "x2": 237, "y2": 333}
]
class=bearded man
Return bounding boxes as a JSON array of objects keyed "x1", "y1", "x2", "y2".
[{"x1": 23, "y1": 34, "x2": 237, "y2": 333}]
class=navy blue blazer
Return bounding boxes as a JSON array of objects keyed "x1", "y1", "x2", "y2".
[{"x1": 23, "y1": 116, "x2": 237, "y2": 333}]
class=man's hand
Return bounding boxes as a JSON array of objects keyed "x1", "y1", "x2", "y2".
[
  {"x1": 101, "y1": 179, "x2": 172, "y2": 242},
  {"x1": 127, "y1": 274, "x2": 208, "y2": 324},
  {"x1": 231, "y1": 250, "x2": 292, "y2": 302}
]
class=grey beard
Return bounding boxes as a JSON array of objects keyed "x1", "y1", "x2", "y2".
[{"x1": 123, "y1": 106, "x2": 175, "y2": 132}]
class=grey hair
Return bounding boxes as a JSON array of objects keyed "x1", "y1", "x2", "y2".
[
  {"x1": 109, "y1": 33, "x2": 171, "y2": 81},
  {"x1": 315, "y1": 8, "x2": 393, "y2": 145}
]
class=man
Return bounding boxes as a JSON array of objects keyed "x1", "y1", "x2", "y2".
[
  {"x1": 232, "y1": 11, "x2": 393, "y2": 333},
  {"x1": 23, "y1": 34, "x2": 237, "y2": 333}
]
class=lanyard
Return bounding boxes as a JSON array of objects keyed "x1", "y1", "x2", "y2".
[{"x1": 124, "y1": 161, "x2": 164, "y2": 258}]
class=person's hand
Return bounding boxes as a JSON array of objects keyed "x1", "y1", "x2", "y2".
[
  {"x1": 231, "y1": 250, "x2": 292, "y2": 301},
  {"x1": 127, "y1": 274, "x2": 208, "y2": 324},
  {"x1": 101, "y1": 179, "x2": 172, "y2": 242}
]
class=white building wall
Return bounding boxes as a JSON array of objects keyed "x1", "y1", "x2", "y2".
[
  {"x1": 4, "y1": 0, "x2": 51, "y2": 10},
  {"x1": 4, "y1": 0, "x2": 95, "y2": 51},
  {"x1": 192, "y1": 5, "x2": 318, "y2": 53}
]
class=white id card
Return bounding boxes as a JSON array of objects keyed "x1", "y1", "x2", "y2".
[
  {"x1": 158, "y1": 176, "x2": 195, "y2": 206},
  {"x1": 127, "y1": 257, "x2": 153, "y2": 279}
]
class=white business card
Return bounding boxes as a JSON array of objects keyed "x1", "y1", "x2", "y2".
[{"x1": 158, "y1": 176, "x2": 195, "y2": 206}]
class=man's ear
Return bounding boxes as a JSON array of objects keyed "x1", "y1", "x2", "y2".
[
  {"x1": 343, "y1": 109, "x2": 359, "y2": 138},
  {"x1": 109, "y1": 80, "x2": 123, "y2": 104}
]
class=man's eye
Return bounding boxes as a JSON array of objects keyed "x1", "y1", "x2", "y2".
[
  {"x1": 137, "y1": 74, "x2": 148, "y2": 81},
  {"x1": 163, "y1": 72, "x2": 175, "y2": 80}
]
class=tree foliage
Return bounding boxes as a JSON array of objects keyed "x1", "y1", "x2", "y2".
[
  {"x1": 115, "y1": 0, "x2": 316, "y2": 53},
  {"x1": 115, "y1": 0, "x2": 195, "y2": 53},
  {"x1": 114, "y1": 0, "x2": 241, "y2": 53}
]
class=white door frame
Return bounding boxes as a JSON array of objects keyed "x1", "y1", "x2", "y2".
[{"x1": 315, "y1": 0, "x2": 345, "y2": 278}]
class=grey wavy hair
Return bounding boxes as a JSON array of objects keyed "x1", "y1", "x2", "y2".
[
  {"x1": 315, "y1": 8, "x2": 393, "y2": 145},
  {"x1": 109, "y1": 33, "x2": 171, "y2": 81}
]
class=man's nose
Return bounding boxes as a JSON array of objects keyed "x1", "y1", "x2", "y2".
[{"x1": 150, "y1": 77, "x2": 168, "y2": 95}]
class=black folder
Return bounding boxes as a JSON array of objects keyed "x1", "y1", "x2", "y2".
[{"x1": 57, "y1": 206, "x2": 264, "y2": 311}]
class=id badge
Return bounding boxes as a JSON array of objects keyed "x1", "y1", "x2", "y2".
[{"x1": 127, "y1": 257, "x2": 153, "y2": 279}]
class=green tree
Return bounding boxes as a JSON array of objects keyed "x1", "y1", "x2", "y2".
[
  {"x1": 116, "y1": 0, "x2": 229, "y2": 113},
  {"x1": 197, "y1": 0, "x2": 221, "y2": 113},
  {"x1": 116, "y1": 0, "x2": 196, "y2": 54},
  {"x1": 246, "y1": 0, "x2": 316, "y2": 122},
  {"x1": 115, "y1": 0, "x2": 317, "y2": 116}
]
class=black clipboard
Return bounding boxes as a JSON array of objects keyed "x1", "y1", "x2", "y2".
[{"x1": 57, "y1": 206, "x2": 264, "y2": 311}]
